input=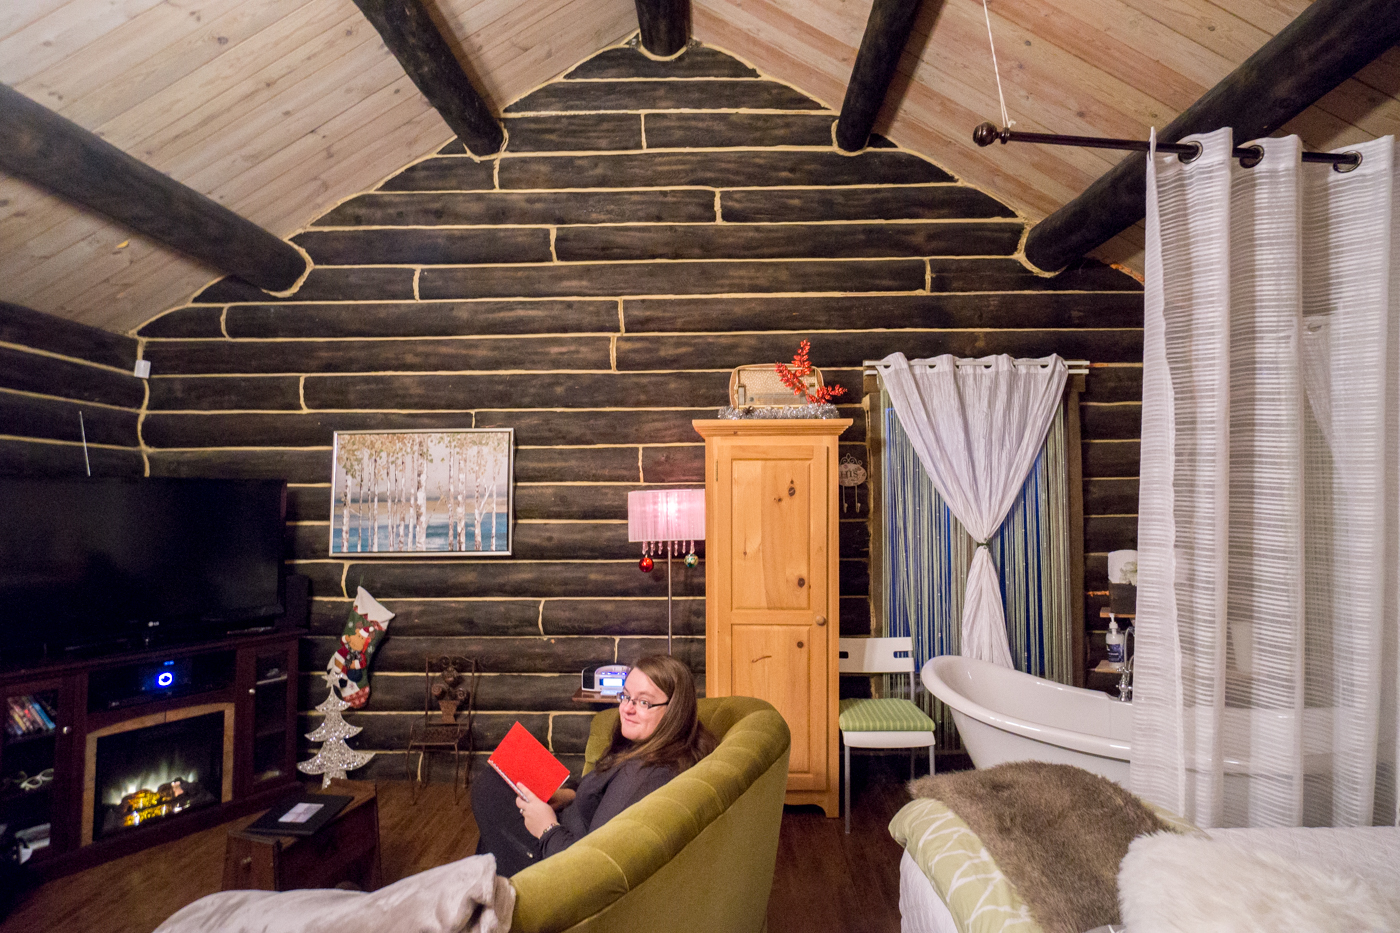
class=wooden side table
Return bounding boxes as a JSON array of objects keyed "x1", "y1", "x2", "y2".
[{"x1": 222, "y1": 780, "x2": 382, "y2": 892}]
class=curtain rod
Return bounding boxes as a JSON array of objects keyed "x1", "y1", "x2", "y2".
[
  {"x1": 862, "y1": 359, "x2": 1090, "y2": 376},
  {"x1": 972, "y1": 122, "x2": 1361, "y2": 171}
]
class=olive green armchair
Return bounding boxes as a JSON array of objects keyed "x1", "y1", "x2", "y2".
[{"x1": 508, "y1": 696, "x2": 792, "y2": 933}]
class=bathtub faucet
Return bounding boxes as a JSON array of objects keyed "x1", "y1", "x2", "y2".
[{"x1": 1116, "y1": 655, "x2": 1133, "y2": 702}]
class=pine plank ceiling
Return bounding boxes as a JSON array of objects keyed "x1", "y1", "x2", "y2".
[{"x1": 2, "y1": 0, "x2": 1397, "y2": 335}]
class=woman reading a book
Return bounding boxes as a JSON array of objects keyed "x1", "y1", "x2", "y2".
[{"x1": 472, "y1": 654, "x2": 717, "y2": 876}]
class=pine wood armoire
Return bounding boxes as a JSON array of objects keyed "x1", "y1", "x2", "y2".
[{"x1": 693, "y1": 418, "x2": 851, "y2": 816}]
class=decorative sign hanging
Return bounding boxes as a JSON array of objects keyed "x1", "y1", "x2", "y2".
[{"x1": 839, "y1": 454, "x2": 866, "y2": 514}]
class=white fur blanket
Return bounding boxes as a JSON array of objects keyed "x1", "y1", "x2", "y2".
[
  {"x1": 1119, "y1": 832, "x2": 1400, "y2": 933},
  {"x1": 154, "y1": 853, "x2": 512, "y2": 933}
]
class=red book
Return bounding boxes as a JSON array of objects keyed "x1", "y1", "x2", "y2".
[{"x1": 488, "y1": 722, "x2": 570, "y2": 802}]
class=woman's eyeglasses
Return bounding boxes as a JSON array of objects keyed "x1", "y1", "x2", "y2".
[{"x1": 618, "y1": 692, "x2": 669, "y2": 712}]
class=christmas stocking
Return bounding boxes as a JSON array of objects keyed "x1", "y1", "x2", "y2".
[{"x1": 325, "y1": 586, "x2": 394, "y2": 708}]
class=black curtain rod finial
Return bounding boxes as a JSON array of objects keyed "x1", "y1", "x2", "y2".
[{"x1": 972, "y1": 122, "x2": 1009, "y2": 146}]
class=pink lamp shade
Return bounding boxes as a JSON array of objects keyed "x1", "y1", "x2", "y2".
[{"x1": 627, "y1": 489, "x2": 705, "y2": 544}]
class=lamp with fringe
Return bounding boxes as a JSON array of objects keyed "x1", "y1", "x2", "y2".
[{"x1": 627, "y1": 489, "x2": 705, "y2": 655}]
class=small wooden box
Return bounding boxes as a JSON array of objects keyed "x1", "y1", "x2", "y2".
[{"x1": 223, "y1": 781, "x2": 382, "y2": 892}]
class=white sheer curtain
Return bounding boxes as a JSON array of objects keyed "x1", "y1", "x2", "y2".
[
  {"x1": 1133, "y1": 127, "x2": 1400, "y2": 828},
  {"x1": 875, "y1": 353, "x2": 1067, "y2": 667}
]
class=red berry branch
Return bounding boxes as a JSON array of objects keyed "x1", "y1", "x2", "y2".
[{"x1": 775, "y1": 340, "x2": 847, "y2": 405}]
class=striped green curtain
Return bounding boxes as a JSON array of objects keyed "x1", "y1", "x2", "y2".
[{"x1": 881, "y1": 389, "x2": 1074, "y2": 741}]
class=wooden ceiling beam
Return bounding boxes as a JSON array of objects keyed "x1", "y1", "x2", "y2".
[
  {"x1": 0, "y1": 84, "x2": 307, "y2": 295},
  {"x1": 1023, "y1": 0, "x2": 1400, "y2": 273},
  {"x1": 351, "y1": 0, "x2": 504, "y2": 156},
  {"x1": 635, "y1": 0, "x2": 690, "y2": 58},
  {"x1": 836, "y1": 0, "x2": 932, "y2": 152}
]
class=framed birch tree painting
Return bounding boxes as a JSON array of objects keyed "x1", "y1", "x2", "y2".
[{"x1": 328, "y1": 429, "x2": 513, "y2": 556}]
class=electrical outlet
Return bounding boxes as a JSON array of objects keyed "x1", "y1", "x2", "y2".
[{"x1": 134, "y1": 359, "x2": 151, "y2": 379}]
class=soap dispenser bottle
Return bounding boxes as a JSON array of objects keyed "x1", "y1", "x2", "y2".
[{"x1": 1106, "y1": 619, "x2": 1126, "y2": 670}]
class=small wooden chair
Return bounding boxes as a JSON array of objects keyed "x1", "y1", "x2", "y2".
[
  {"x1": 405, "y1": 655, "x2": 478, "y2": 801},
  {"x1": 838, "y1": 636, "x2": 936, "y2": 834}
]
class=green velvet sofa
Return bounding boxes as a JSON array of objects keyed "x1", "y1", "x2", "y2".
[{"x1": 507, "y1": 696, "x2": 792, "y2": 933}]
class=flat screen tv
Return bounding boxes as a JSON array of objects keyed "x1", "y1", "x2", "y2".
[{"x1": 0, "y1": 477, "x2": 287, "y2": 659}]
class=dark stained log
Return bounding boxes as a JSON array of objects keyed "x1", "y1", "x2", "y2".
[
  {"x1": 0, "y1": 85, "x2": 306, "y2": 292},
  {"x1": 0, "y1": 438, "x2": 143, "y2": 477},
  {"x1": 618, "y1": 636, "x2": 705, "y2": 671},
  {"x1": 218, "y1": 300, "x2": 620, "y2": 338},
  {"x1": 614, "y1": 329, "x2": 1145, "y2": 371},
  {"x1": 419, "y1": 258, "x2": 926, "y2": 300},
  {"x1": 308, "y1": 711, "x2": 553, "y2": 752},
  {"x1": 292, "y1": 227, "x2": 551, "y2": 265},
  {"x1": 1023, "y1": 0, "x2": 1400, "y2": 271},
  {"x1": 137, "y1": 306, "x2": 225, "y2": 339},
  {"x1": 540, "y1": 598, "x2": 706, "y2": 637},
  {"x1": 348, "y1": 0, "x2": 503, "y2": 156},
  {"x1": 0, "y1": 346, "x2": 145, "y2": 408},
  {"x1": 1080, "y1": 403, "x2": 1142, "y2": 438},
  {"x1": 553, "y1": 221, "x2": 1021, "y2": 261},
  {"x1": 294, "y1": 519, "x2": 661, "y2": 562},
  {"x1": 623, "y1": 292, "x2": 1143, "y2": 333},
  {"x1": 1085, "y1": 516, "x2": 1137, "y2": 552},
  {"x1": 0, "y1": 393, "x2": 139, "y2": 447},
  {"x1": 286, "y1": 486, "x2": 333, "y2": 523},
  {"x1": 193, "y1": 267, "x2": 415, "y2": 303},
  {"x1": 345, "y1": 559, "x2": 703, "y2": 599},
  {"x1": 840, "y1": 560, "x2": 870, "y2": 596},
  {"x1": 927, "y1": 258, "x2": 1141, "y2": 293},
  {"x1": 643, "y1": 113, "x2": 836, "y2": 149},
  {"x1": 1, "y1": 301, "x2": 139, "y2": 369},
  {"x1": 376, "y1": 156, "x2": 496, "y2": 191},
  {"x1": 305, "y1": 634, "x2": 616, "y2": 674},
  {"x1": 303, "y1": 372, "x2": 728, "y2": 412},
  {"x1": 640, "y1": 445, "x2": 704, "y2": 483},
  {"x1": 720, "y1": 185, "x2": 1015, "y2": 222},
  {"x1": 316, "y1": 190, "x2": 717, "y2": 226},
  {"x1": 566, "y1": 45, "x2": 757, "y2": 79},
  {"x1": 499, "y1": 150, "x2": 951, "y2": 189},
  {"x1": 1084, "y1": 478, "x2": 1140, "y2": 515},
  {"x1": 840, "y1": 521, "x2": 870, "y2": 559},
  {"x1": 142, "y1": 335, "x2": 611, "y2": 375},
  {"x1": 481, "y1": 409, "x2": 715, "y2": 447},
  {"x1": 835, "y1": 0, "x2": 933, "y2": 152},
  {"x1": 309, "y1": 598, "x2": 542, "y2": 636},
  {"x1": 288, "y1": 560, "x2": 347, "y2": 599},
  {"x1": 840, "y1": 597, "x2": 873, "y2": 637},
  {"x1": 505, "y1": 80, "x2": 819, "y2": 114},
  {"x1": 146, "y1": 448, "x2": 331, "y2": 483},
  {"x1": 515, "y1": 485, "x2": 631, "y2": 521},
  {"x1": 500, "y1": 114, "x2": 643, "y2": 152},
  {"x1": 1081, "y1": 440, "x2": 1140, "y2": 478},
  {"x1": 634, "y1": 0, "x2": 689, "y2": 56},
  {"x1": 146, "y1": 376, "x2": 304, "y2": 412},
  {"x1": 1081, "y1": 366, "x2": 1143, "y2": 404},
  {"x1": 514, "y1": 446, "x2": 641, "y2": 483},
  {"x1": 145, "y1": 411, "x2": 489, "y2": 448}
]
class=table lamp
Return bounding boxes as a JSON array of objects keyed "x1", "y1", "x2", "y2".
[{"x1": 627, "y1": 489, "x2": 705, "y2": 655}]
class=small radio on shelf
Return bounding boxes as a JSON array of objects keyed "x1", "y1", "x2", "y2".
[{"x1": 581, "y1": 664, "x2": 630, "y2": 696}]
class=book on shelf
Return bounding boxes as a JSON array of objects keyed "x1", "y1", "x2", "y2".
[{"x1": 4, "y1": 696, "x2": 56, "y2": 738}]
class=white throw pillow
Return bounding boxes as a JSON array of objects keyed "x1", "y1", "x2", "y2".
[
  {"x1": 154, "y1": 853, "x2": 512, "y2": 933},
  {"x1": 1119, "y1": 832, "x2": 1400, "y2": 933}
]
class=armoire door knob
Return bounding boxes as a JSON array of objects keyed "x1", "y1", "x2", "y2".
[{"x1": 814, "y1": 616, "x2": 827, "y2": 627}]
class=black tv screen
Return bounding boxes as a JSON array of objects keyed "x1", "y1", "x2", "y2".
[{"x1": 0, "y1": 477, "x2": 286, "y2": 656}]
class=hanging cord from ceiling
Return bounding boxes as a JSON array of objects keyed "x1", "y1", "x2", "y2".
[{"x1": 979, "y1": 0, "x2": 1014, "y2": 130}]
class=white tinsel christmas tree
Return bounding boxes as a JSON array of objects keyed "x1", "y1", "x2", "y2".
[{"x1": 298, "y1": 690, "x2": 373, "y2": 787}]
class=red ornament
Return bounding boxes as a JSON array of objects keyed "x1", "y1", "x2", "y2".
[
  {"x1": 639, "y1": 555, "x2": 654, "y2": 572},
  {"x1": 775, "y1": 340, "x2": 847, "y2": 405}
]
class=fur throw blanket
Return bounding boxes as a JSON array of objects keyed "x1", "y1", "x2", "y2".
[{"x1": 908, "y1": 762, "x2": 1171, "y2": 933}]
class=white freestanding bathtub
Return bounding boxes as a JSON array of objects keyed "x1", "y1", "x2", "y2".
[{"x1": 921, "y1": 655, "x2": 1133, "y2": 784}]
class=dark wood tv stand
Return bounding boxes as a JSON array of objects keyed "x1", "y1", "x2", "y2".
[{"x1": 0, "y1": 629, "x2": 303, "y2": 881}]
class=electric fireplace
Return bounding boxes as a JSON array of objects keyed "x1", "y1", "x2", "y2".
[{"x1": 82, "y1": 703, "x2": 234, "y2": 845}]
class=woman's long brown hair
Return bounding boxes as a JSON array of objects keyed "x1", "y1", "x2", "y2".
[{"x1": 595, "y1": 655, "x2": 718, "y2": 774}]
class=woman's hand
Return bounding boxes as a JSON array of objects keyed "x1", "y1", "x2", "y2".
[
  {"x1": 515, "y1": 784, "x2": 559, "y2": 839},
  {"x1": 547, "y1": 788, "x2": 576, "y2": 811}
]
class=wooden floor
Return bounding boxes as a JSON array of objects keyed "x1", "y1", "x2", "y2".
[{"x1": 2, "y1": 754, "x2": 960, "y2": 933}]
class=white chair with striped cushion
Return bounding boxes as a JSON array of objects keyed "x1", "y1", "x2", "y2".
[{"x1": 838, "y1": 636, "x2": 936, "y2": 834}]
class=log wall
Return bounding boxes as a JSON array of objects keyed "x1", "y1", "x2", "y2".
[
  {"x1": 0, "y1": 301, "x2": 144, "y2": 476},
  {"x1": 29, "y1": 41, "x2": 1140, "y2": 776}
]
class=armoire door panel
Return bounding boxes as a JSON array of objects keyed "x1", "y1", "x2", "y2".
[
  {"x1": 728, "y1": 623, "x2": 822, "y2": 785},
  {"x1": 728, "y1": 455, "x2": 814, "y2": 612}
]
